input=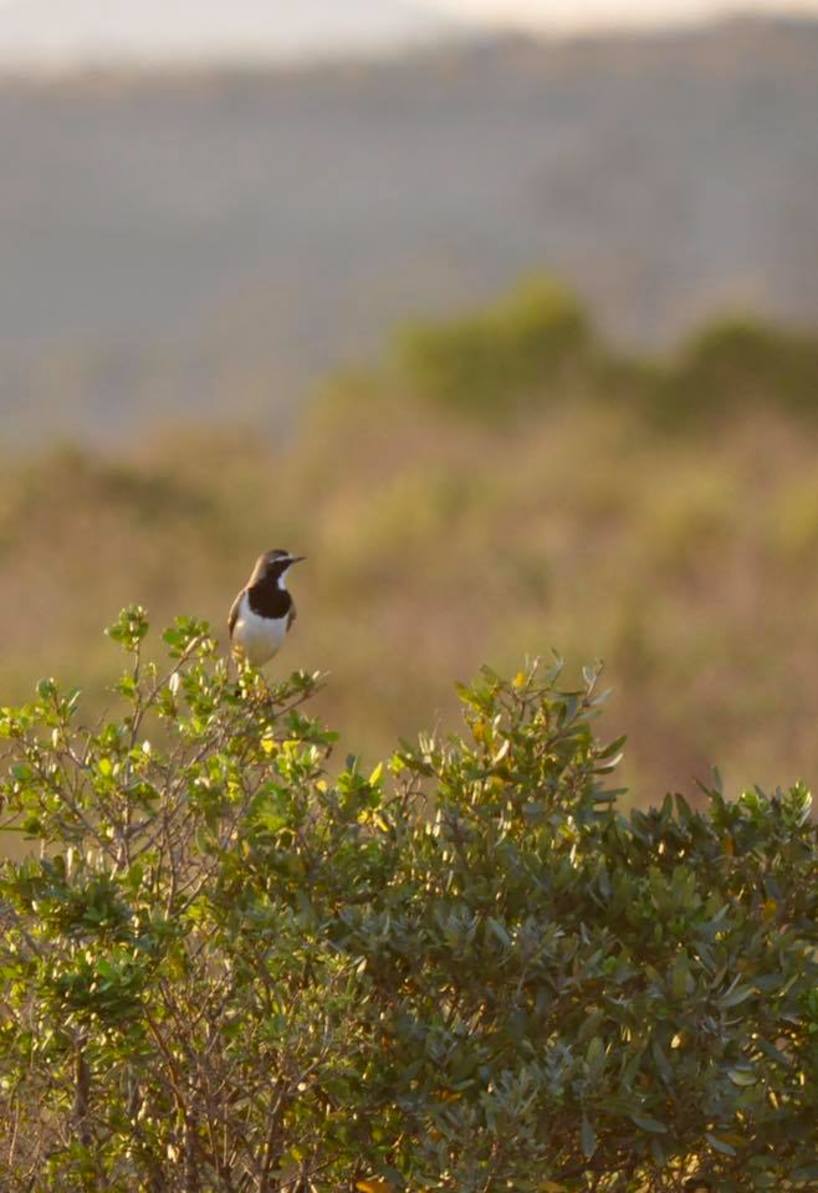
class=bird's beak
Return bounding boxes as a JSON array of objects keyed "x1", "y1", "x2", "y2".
[{"x1": 289, "y1": 555, "x2": 307, "y2": 564}]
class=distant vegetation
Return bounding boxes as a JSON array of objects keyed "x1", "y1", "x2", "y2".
[
  {"x1": 3, "y1": 15, "x2": 818, "y2": 443},
  {"x1": 400, "y1": 278, "x2": 818, "y2": 426},
  {"x1": 3, "y1": 277, "x2": 818, "y2": 805},
  {"x1": 399, "y1": 279, "x2": 593, "y2": 418},
  {"x1": 2, "y1": 620, "x2": 817, "y2": 1188}
]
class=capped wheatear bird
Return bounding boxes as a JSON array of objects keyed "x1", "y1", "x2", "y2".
[{"x1": 228, "y1": 549, "x2": 305, "y2": 667}]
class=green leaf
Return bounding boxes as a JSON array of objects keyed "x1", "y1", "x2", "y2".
[
  {"x1": 720, "y1": 982, "x2": 755, "y2": 1009},
  {"x1": 727, "y1": 1067, "x2": 757, "y2": 1087},
  {"x1": 487, "y1": 918, "x2": 511, "y2": 949},
  {"x1": 106, "y1": 605, "x2": 149, "y2": 651},
  {"x1": 706, "y1": 1132, "x2": 737, "y2": 1157},
  {"x1": 671, "y1": 951, "x2": 692, "y2": 999},
  {"x1": 631, "y1": 1114, "x2": 668, "y2": 1134},
  {"x1": 162, "y1": 615, "x2": 211, "y2": 658},
  {"x1": 581, "y1": 1116, "x2": 597, "y2": 1159},
  {"x1": 585, "y1": 1035, "x2": 605, "y2": 1073}
]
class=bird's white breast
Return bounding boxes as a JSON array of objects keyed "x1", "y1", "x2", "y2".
[{"x1": 232, "y1": 593, "x2": 288, "y2": 666}]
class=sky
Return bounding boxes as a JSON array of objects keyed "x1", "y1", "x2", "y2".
[
  {"x1": 438, "y1": 0, "x2": 818, "y2": 30},
  {"x1": 0, "y1": 0, "x2": 815, "y2": 16},
  {"x1": 0, "y1": 0, "x2": 817, "y2": 66}
]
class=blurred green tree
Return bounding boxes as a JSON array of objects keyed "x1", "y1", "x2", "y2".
[
  {"x1": 399, "y1": 277, "x2": 592, "y2": 417},
  {"x1": 658, "y1": 317, "x2": 818, "y2": 423}
]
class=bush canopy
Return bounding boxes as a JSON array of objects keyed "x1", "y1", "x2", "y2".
[
  {"x1": 0, "y1": 610, "x2": 817, "y2": 1191},
  {"x1": 393, "y1": 276, "x2": 818, "y2": 426},
  {"x1": 399, "y1": 278, "x2": 592, "y2": 416}
]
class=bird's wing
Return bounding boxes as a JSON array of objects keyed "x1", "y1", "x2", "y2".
[
  {"x1": 287, "y1": 599, "x2": 297, "y2": 631},
  {"x1": 227, "y1": 589, "x2": 244, "y2": 639}
]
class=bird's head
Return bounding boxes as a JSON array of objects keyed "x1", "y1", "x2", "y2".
[{"x1": 253, "y1": 548, "x2": 306, "y2": 586}]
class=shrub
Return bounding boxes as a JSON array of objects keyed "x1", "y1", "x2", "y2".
[
  {"x1": 399, "y1": 277, "x2": 592, "y2": 417},
  {"x1": 656, "y1": 317, "x2": 818, "y2": 424},
  {"x1": 0, "y1": 611, "x2": 817, "y2": 1190},
  {"x1": 396, "y1": 283, "x2": 818, "y2": 429}
]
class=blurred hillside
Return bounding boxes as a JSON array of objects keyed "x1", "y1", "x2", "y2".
[
  {"x1": 2, "y1": 15, "x2": 818, "y2": 442},
  {"x1": 4, "y1": 277, "x2": 818, "y2": 805}
]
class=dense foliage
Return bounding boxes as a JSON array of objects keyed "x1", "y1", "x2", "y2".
[
  {"x1": 399, "y1": 277, "x2": 818, "y2": 425},
  {"x1": 400, "y1": 278, "x2": 592, "y2": 417},
  {"x1": 0, "y1": 612, "x2": 817, "y2": 1190}
]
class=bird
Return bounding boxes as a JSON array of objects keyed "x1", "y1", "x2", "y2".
[{"x1": 228, "y1": 549, "x2": 305, "y2": 667}]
